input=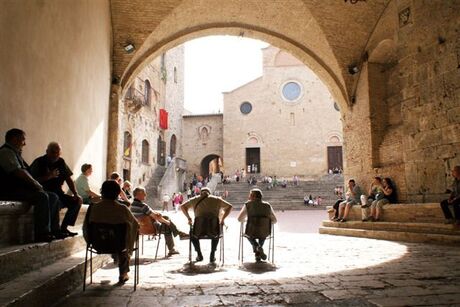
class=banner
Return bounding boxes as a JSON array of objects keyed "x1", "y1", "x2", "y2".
[{"x1": 159, "y1": 109, "x2": 168, "y2": 129}]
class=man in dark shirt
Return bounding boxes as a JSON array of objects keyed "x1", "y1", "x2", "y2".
[
  {"x1": 0, "y1": 129, "x2": 60, "y2": 242},
  {"x1": 130, "y1": 187, "x2": 188, "y2": 256},
  {"x1": 440, "y1": 165, "x2": 460, "y2": 225},
  {"x1": 30, "y1": 142, "x2": 82, "y2": 237}
]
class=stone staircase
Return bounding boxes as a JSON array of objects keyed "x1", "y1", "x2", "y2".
[
  {"x1": 214, "y1": 175, "x2": 344, "y2": 210},
  {"x1": 0, "y1": 205, "x2": 109, "y2": 306},
  {"x1": 145, "y1": 165, "x2": 166, "y2": 207},
  {"x1": 319, "y1": 203, "x2": 460, "y2": 245}
]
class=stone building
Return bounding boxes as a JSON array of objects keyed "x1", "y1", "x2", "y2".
[
  {"x1": 223, "y1": 46, "x2": 343, "y2": 178},
  {"x1": 118, "y1": 46, "x2": 184, "y2": 187}
]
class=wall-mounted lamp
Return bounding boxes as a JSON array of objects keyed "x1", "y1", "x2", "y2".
[
  {"x1": 124, "y1": 43, "x2": 135, "y2": 54},
  {"x1": 344, "y1": 0, "x2": 366, "y2": 3},
  {"x1": 348, "y1": 65, "x2": 359, "y2": 75}
]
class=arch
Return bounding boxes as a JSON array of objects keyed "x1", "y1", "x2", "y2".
[
  {"x1": 170, "y1": 134, "x2": 177, "y2": 157},
  {"x1": 157, "y1": 135, "x2": 166, "y2": 166},
  {"x1": 245, "y1": 132, "x2": 263, "y2": 148},
  {"x1": 200, "y1": 154, "x2": 221, "y2": 178},
  {"x1": 141, "y1": 139, "x2": 149, "y2": 164},
  {"x1": 117, "y1": 0, "x2": 350, "y2": 112},
  {"x1": 368, "y1": 39, "x2": 397, "y2": 65}
]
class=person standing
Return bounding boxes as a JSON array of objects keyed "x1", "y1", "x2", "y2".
[
  {"x1": 181, "y1": 187, "x2": 233, "y2": 263},
  {"x1": 30, "y1": 142, "x2": 83, "y2": 237},
  {"x1": 0, "y1": 129, "x2": 60, "y2": 242}
]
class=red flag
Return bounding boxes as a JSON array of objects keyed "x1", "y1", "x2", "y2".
[{"x1": 159, "y1": 109, "x2": 168, "y2": 129}]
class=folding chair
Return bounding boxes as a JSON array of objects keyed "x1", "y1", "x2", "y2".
[
  {"x1": 83, "y1": 223, "x2": 139, "y2": 291},
  {"x1": 136, "y1": 215, "x2": 166, "y2": 259},
  {"x1": 188, "y1": 215, "x2": 224, "y2": 265},
  {"x1": 238, "y1": 216, "x2": 274, "y2": 264}
]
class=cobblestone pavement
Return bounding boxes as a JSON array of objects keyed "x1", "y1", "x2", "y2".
[{"x1": 58, "y1": 210, "x2": 460, "y2": 306}]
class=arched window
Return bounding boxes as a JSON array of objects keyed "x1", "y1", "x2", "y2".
[
  {"x1": 123, "y1": 131, "x2": 132, "y2": 158},
  {"x1": 142, "y1": 140, "x2": 149, "y2": 164},
  {"x1": 170, "y1": 134, "x2": 177, "y2": 157},
  {"x1": 174, "y1": 67, "x2": 177, "y2": 83},
  {"x1": 144, "y1": 80, "x2": 151, "y2": 106}
]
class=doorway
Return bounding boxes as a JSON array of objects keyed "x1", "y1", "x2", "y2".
[
  {"x1": 327, "y1": 146, "x2": 343, "y2": 171},
  {"x1": 246, "y1": 148, "x2": 260, "y2": 173}
]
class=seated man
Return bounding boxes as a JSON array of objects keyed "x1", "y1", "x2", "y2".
[
  {"x1": 0, "y1": 129, "x2": 60, "y2": 242},
  {"x1": 130, "y1": 187, "x2": 188, "y2": 256},
  {"x1": 30, "y1": 142, "x2": 82, "y2": 237},
  {"x1": 237, "y1": 188, "x2": 277, "y2": 262},
  {"x1": 181, "y1": 187, "x2": 233, "y2": 263},
  {"x1": 75, "y1": 163, "x2": 100, "y2": 204},
  {"x1": 83, "y1": 180, "x2": 139, "y2": 284},
  {"x1": 440, "y1": 165, "x2": 460, "y2": 225}
]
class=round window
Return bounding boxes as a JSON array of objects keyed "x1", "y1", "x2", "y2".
[
  {"x1": 240, "y1": 102, "x2": 252, "y2": 114},
  {"x1": 282, "y1": 81, "x2": 302, "y2": 101}
]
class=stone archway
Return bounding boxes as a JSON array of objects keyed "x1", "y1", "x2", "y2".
[{"x1": 200, "y1": 154, "x2": 222, "y2": 178}]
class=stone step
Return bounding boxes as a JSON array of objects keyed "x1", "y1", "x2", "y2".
[
  {"x1": 322, "y1": 220, "x2": 460, "y2": 236},
  {"x1": 0, "y1": 235, "x2": 86, "y2": 285},
  {"x1": 0, "y1": 250, "x2": 109, "y2": 307},
  {"x1": 318, "y1": 226, "x2": 460, "y2": 245}
]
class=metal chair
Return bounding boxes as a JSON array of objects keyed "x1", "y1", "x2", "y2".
[
  {"x1": 188, "y1": 215, "x2": 224, "y2": 265},
  {"x1": 136, "y1": 215, "x2": 166, "y2": 259},
  {"x1": 83, "y1": 222, "x2": 139, "y2": 291},
  {"x1": 238, "y1": 216, "x2": 274, "y2": 264}
]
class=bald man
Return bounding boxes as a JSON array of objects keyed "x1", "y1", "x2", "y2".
[{"x1": 30, "y1": 142, "x2": 82, "y2": 237}]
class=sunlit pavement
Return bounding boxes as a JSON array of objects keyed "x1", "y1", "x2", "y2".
[{"x1": 59, "y1": 210, "x2": 460, "y2": 306}]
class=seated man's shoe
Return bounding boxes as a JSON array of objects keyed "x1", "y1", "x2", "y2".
[
  {"x1": 257, "y1": 246, "x2": 267, "y2": 261},
  {"x1": 118, "y1": 273, "x2": 129, "y2": 284},
  {"x1": 255, "y1": 255, "x2": 262, "y2": 262},
  {"x1": 178, "y1": 232, "x2": 190, "y2": 240},
  {"x1": 362, "y1": 218, "x2": 368, "y2": 222},
  {"x1": 167, "y1": 249, "x2": 180, "y2": 256},
  {"x1": 35, "y1": 233, "x2": 55, "y2": 243},
  {"x1": 209, "y1": 252, "x2": 216, "y2": 263},
  {"x1": 52, "y1": 231, "x2": 69, "y2": 240},
  {"x1": 61, "y1": 228, "x2": 78, "y2": 237},
  {"x1": 195, "y1": 254, "x2": 204, "y2": 262}
]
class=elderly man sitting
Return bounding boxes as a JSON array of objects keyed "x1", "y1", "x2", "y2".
[
  {"x1": 83, "y1": 180, "x2": 139, "y2": 284},
  {"x1": 237, "y1": 188, "x2": 277, "y2": 262},
  {"x1": 130, "y1": 187, "x2": 189, "y2": 256}
]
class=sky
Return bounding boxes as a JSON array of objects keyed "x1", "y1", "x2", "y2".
[{"x1": 184, "y1": 36, "x2": 269, "y2": 114}]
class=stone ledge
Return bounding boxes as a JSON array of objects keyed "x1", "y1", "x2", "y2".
[{"x1": 327, "y1": 203, "x2": 445, "y2": 223}]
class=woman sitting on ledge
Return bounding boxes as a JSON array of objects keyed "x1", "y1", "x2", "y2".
[{"x1": 368, "y1": 177, "x2": 397, "y2": 222}]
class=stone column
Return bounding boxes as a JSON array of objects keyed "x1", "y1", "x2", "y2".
[{"x1": 106, "y1": 84, "x2": 121, "y2": 177}]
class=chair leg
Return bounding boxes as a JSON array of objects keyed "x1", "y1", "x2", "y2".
[
  {"x1": 155, "y1": 233, "x2": 161, "y2": 260},
  {"x1": 141, "y1": 234, "x2": 144, "y2": 255},
  {"x1": 83, "y1": 246, "x2": 88, "y2": 291},
  {"x1": 188, "y1": 225, "x2": 193, "y2": 264},
  {"x1": 134, "y1": 236, "x2": 139, "y2": 291},
  {"x1": 90, "y1": 250, "x2": 93, "y2": 285},
  {"x1": 238, "y1": 223, "x2": 243, "y2": 264}
]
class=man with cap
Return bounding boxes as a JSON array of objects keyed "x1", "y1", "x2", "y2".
[
  {"x1": 181, "y1": 187, "x2": 233, "y2": 263},
  {"x1": 237, "y1": 188, "x2": 277, "y2": 261}
]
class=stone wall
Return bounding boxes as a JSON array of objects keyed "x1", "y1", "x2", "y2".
[
  {"x1": 344, "y1": 0, "x2": 460, "y2": 202},
  {"x1": 0, "y1": 0, "x2": 111, "y2": 185},
  {"x1": 182, "y1": 114, "x2": 223, "y2": 178}
]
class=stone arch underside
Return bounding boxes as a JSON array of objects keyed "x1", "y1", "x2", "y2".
[
  {"x1": 111, "y1": 0, "x2": 377, "y2": 112},
  {"x1": 200, "y1": 154, "x2": 221, "y2": 178}
]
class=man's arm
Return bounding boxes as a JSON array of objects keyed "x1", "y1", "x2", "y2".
[
  {"x1": 12, "y1": 169, "x2": 43, "y2": 191},
  {"x1": 220, "y1": 202, "x2": 233, "y2": 224},
  {"x1": 236, "y1": 205, "x2": 247, "y2": 223},
  {"x1": 180, "y1": 201, "x2": 193, "y2": 225}
]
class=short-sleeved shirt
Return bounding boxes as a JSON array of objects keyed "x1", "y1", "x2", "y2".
[
  {"x1": 130, "y1": 199, "x2": 154, "y2": 217},
  {"x1": 451, "y1": 179, "x2": 460, "y2": 199},
  {"x1": 237, "y1": 199, "x2": 277, "y2": 224},
  {"x1": 182, "y1": 194, "x2": 232, "y2": 218},
  {"x1": 30, "y1": 155, "x2": 73, "y2": 193},
  {"x1": 75, "y1": 173, "x2": 90, "y2": 199},
  {"x1": 346, "y1": 185, "x2": 362, "y2": 203},
  {"x1": 0, "y1": 143, "x2": 30, "y2": 191}
]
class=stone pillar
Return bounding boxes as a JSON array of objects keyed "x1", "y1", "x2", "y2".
[{"x1": 106, "y1": 84, "x2": 121, "y2": 177}]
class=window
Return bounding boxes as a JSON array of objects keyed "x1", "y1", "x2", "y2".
[
  {"x1": 282, "y1": 81, "x2": 302, "y2": 102},
  {"x1": 144, "y1": 80, "x2": 151, "y2": 105},
  {"x1": 123, "y1": 132, "x2": 132, "y2": 158},
  {"x1": 141, "y1": 140, "x2": 149, "y2": 164},
  {"x1": 174, "y1": 67, "x2": 177, "y2": 83},
  {"x1": 240, "y1": 102, "x2": 252, "y2": 114}
]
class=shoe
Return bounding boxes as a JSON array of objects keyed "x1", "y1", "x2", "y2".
[
  {"x1": 209, "y1": 252, "x2": 216, "y2": 263},
  {"x1": 178, "y1": 232, "x2": 190, "y2": 240},
  {"x1": 34, "y1": 233, "x2": 55, "y2": 243},
  {"x1": 168, "y1": 249, "x2": 179, "y2": 256},
  {"x1": 61, "y1": 228, "x2": 78, "y2": 237},
  {"x1": 118, "y1": 274, "x2": 129, "y2": 284},
  {"x1": 362, "y1": 218, "x2": 368, "y2": 222},
  {"x1": 255, "y1": 256, "x2": 262, "y2": 262},
  {"x1": 195, "y1": 254, "x2": 204, "y2": 262},
  {"x1": 340, "y1": 219, "x2": 346, "y2": 223},
  {"x1": 52, "y1": 231, "x2": 69, "y2": 240},
  {"x1": 374, "y1": 218, "x2": 380, "y2": 222},
  {"x1": 257, "y1": 247, "x2": 267, "y2": 261}
]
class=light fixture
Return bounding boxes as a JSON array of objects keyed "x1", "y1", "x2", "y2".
[
  {"x1": 124, "y1": 43, "x2": 135, "y2": 54},
  {"x1": 344, "y1": 0, "x2": 366, "y2": 3},
  {"x1": 348, "y1": 65, "x2": 359, "y2": 75}
]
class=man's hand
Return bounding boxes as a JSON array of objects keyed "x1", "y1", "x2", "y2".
[
  {"x1": 48, "y1": 168, "x2": 60, "y2": 180},
  {"x1": 74, "y1": 194, "x2": 83, "y2": 205}
]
